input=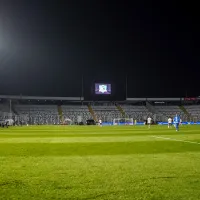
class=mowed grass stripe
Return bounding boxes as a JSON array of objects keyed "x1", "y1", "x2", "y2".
[
  {"x1": 0, "y1": 127, "x2": 199, "y2": 138},
  {"x1": 1, "y1": 126, "x2": 200, "y2": 200},
  {"x1": 0, "y1": 141, "x2": 200, "y2": 156},
  {"x1": 0, "y1": 124, "x2": 197, "y2": 131},
  {"x1": 1, "y1": 153, "x2": 200, "y2": 200},
  {"x1": 1, "y1": 134, "x2": 200, "y2": 143},
  {"x1": 0, "y1": 136, "x2": 157, "y2": 143},
  {"x1": 151, "y1": 134, "x2": 200, "y2": 143}
]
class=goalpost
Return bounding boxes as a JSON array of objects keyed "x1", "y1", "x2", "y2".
[{"x1": 113, "y1": 118, "x2": 134, "y2": 125}]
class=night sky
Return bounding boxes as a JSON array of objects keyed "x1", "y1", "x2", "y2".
[{"x1": 0, "y1": 1, "x2": 199, "y2": 100}]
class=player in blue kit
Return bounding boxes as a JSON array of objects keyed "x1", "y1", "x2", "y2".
[{"x1": 173, "y1": 114, "x2": 180, "y2": 131}]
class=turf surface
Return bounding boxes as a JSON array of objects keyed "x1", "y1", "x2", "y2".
[{"x1": 0, "y1": 125, "x2": 200, "y2": 200}]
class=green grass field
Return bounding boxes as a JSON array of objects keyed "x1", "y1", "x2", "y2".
[{"x1": 0, "y1": 125, "x2": 200, "y2": 200}]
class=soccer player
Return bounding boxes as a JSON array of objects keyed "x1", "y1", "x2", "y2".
[
  {"x1": 147, "y1": 117, "x2": 152, "y2": 129},
  {"x1": 173, "y1": 114, "x2": 180, "y2": 131},
  {"x1": 180, "y1": 118, "x2": 182, "y2": 126},
  {"x1": 168, "y1": 117, "x2": 172, "y2": 128},
  {"x1": 99, "y1": 119, "x2": 102, "y2": 127}
]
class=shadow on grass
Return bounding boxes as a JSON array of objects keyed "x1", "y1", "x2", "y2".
[
  {"x1": 0, "y1": 180, "x2": 25, "y2": 187},
  {"x1": 78, "y1": 191, "x2": 121, "y2": 200},
  {"x1": 149, "y1": 176, "x2": 177, "y2": 180}
]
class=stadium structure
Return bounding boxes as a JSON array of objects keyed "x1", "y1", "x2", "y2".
[{"x1": 0, "y1": 94, "x2": 200, "y2": 126}]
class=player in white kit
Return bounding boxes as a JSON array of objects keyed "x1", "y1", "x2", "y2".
[
  {"x1": 99, "y1": 119, "x2": 102, "y2": 127},
  {"x1": 147, "y1": 117, "x2": 152, "y2": 128},
  {"x1": 180, "y1": 118, "x2": 182, "y2": 125},
  {"x1": 168, "y1": 117, "x2": 172, "y2": 128}
]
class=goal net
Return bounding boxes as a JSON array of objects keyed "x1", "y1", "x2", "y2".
[
  {"x1": 63, "y1": 118, "x2": 73, "y2": 125},
  {"x1": 113, "y1": 118, "x2": 134, "y2": 125},
  {"x1": 0, "y1": 111, "x2": 29, "y2": 126}
]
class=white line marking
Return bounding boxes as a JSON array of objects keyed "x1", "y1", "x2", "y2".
[{"x1": 151, "y1": 136, "x2": 200, "y2": 145}]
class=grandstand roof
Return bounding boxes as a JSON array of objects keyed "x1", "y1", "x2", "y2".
[
  {"x1": 0, "y1": 95, "x2": 84, "y2": 101},
  {"x1": 1, "y1": 95, "x2": 199, "y2": 102}
]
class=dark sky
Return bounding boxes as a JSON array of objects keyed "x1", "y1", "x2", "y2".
[{"x1": 0, "y1": 1, "x2": 199, "y2": 99}]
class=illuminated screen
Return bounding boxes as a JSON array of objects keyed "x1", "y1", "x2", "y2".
[{"x1": 95, "y1": 83, "x2": 111, "y2": 95}]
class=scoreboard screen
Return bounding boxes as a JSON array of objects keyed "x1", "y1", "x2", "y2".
[{"x1": 95, "y1": 83, "x2": 111, "y2": 95}]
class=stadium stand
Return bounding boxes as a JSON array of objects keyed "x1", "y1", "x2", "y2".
[
  {"x1": 0, "y1": 103, "x2": 12, "y2": 121},
  {"x1": 1, "y1": 95, "x2": 200, "y2": 125},
  {"x1": 154, "y1": 105, "x2": 187, "y2": 121},
  {"x1": 121, "y1": 105, "x2": 153, "y2": 121},
  {"x1": 87, "y1": 105, "x2": 98, "y2": 122},
  {"x1": 91, "y1": 104, "x2": 123, "y2": 122},
  {"x1": 184, "y1": 105, "x2": 200, "y2": 121},
  {"x1": 62, "y1": 105, "x2": 92, "y2": 124},
  {"x1": 15, "y1": 104, "x2": 59, "y2": 125},
  {"x1": 115, "y1": 104, "x2": 126, "y2": 117},
  {"x1": 0, "y1": 103, "x2": 10, "y2": 113}
]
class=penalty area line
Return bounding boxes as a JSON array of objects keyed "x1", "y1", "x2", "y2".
[{"x1": 151, "y1": 136, "x2": 200, "y2": 145}]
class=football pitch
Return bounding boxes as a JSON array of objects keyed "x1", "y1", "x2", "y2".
[{"x1": 0, "y1": 125, "x2": 200, "y2": 200}]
